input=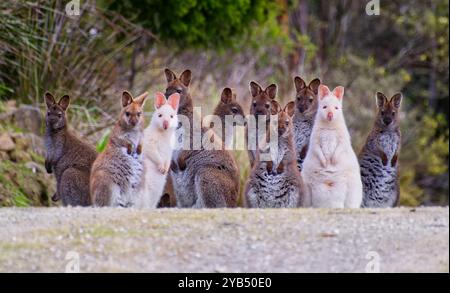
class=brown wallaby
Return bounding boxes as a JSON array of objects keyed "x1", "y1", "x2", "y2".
[
  {"x1": 245, "y1": 81, "x2": 279, "y2": 167},
  {"x1": 359, "y1": 92, "x2": 402, "y2": 208},
  {"x1": 245, "y1": 101, "x2": 303, "y2": 208},
  {"x1": 90, "y1": 91, "x2": 148, "y2": 207},
  {"x1": 165, "y1": 71, "x2": 240, "y2": 208},
  {"x1": 44, "y1": 92, "x2": 97, "y2": 206},
  {"x1": 158, "y1": 68, "x2": 193, "y2": 208},
  {"x1": 292, "y1": 76, "x2": 321, "y2": 172},
  {"x1": 212, "y1": 87, "x2": 245, "y2": 149}
]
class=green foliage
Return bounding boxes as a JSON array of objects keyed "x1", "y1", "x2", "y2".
[
  {"x1": 103, "y1": 0, "x2": 281, "y2": 49},
  {"x1": 96, "y1": 130, "x2": 111, "y2": 153},
  {"x1": 0, "y1": 0, "x2": 148, "y2": 105}
]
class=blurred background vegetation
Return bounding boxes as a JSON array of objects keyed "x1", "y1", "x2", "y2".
[{"x1": 0, "y1": 0, "x2": 448, "y2": 206}]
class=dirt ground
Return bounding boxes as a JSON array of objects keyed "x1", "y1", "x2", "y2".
[{"x1": 0, "y1": 207, "x2": 448, "y2": 272}]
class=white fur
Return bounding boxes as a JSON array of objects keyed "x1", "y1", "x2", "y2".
[
  {"x1": 135, "y1": 100, "x2": 178, "y2": 208},
  {"x1": 302, "y1": 87, "x2": 362, "y2": 208}
]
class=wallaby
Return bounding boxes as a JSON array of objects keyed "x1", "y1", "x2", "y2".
[
  {"x1": 211, "y1": 87, "x2": 245, "y2": 149},
  {"x1": 292, "y1": 76, "x2": 321, "y2": 171},
  {"x1": 44, "y1": 92, "x2": 97, "y2": 206},
  {"x1": 90, "y1": 91, "x2": 148, "y2": 207},
  {"x1": 359, "y1": 92, "x2": 402, "y2": 208},
  {"x1": 170, "y1": 84, "x2": 243, "y2": 208},
  {"x1": 245, "y1": 101, "x2": 303, "y2": 208},
  {"x1": 135, "y1": 92, "x2": 180, "y2": 208},
  {"x1": 246, "y1": 81, "x2": 279, "y2": 167},
  {"x1": 158, "y1": 68, "x2": 194, "y2": 208},
  {"x1": 302, "y1": 85, "x2": 362, "y2": 208}
]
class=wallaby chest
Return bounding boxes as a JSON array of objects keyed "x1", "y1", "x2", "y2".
[
  {"x1": 377, "y1": 131, "x2": 400, "y2": 162},
  {"x1": 318, "y1": 129, "x2": 339, "y2": 159}
]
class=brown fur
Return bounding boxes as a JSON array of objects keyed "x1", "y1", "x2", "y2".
[
  {"x1": 90, "y1": 91, "x2": 147, "y2": 207},
  {"x1": 245, "y1": 81, "x2": 279, "y2": 167},
  {"x1": 44, "y1": 92, "x2": 97, "y2": 206},
  {"x1": 165, "y1": 71, "x2": 240, "y2": 208}
]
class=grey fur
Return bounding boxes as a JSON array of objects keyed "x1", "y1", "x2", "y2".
[
  {"x1": 245, "y1": 104, "x2": 303, "y2": 208},
  {"x1": 44, "y1": 92, "x2": 97, "y2": 206},
  {"x1": 359, "y1": 92, "x2": 402, "y2": 208}
]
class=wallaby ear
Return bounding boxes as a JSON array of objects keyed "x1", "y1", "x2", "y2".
[
  {"x1": 333, "y1": 86, "x2": 345, "y2": 101},
  {"x1": 167, "y1": 93, "x2": 180, "y2": 111},
  {"x1": 308, "y1": 78, "x2": 321, "y2": 95},
  {"x1": 45, "y1": 92, "x2": 56, "y2": 108},
  {"x1": 58, "y1": 95, "x2": 70, "y2": 111},
  {"x1": 390, "y1": 93, "x2": 402, "y2": 109},
  {"x1": 376, "y1": 92, "x2": 387, "y2": 108},
  {"x1": 249, "y1": 81, "x2": 262, "y2": 97},
  {"x1": 270, "y1": 100, "x2": 281, "y2": 115},
  {"x1": 265, "y1": 84, "x2": 277, "y2": 100},
  {"x1": 318, "y1": 84, "x2": 330, "y2": 100},
  {"x1": 122, "y1": 91, "x2": 134, "y2": 107},
  {"x1": 179, "y1": 69, "x2": 192, "y2": 87},
  {"x1": 154, "y1": 92, "x2": 166, "y2": 109},
  {"x1": 294, "y1": 76, "x2": 306, "y2": 92},
  {"x1": 134, "y1": 92, "x2": 149, "y2": 107},
  {"x1": 284, "y1": 101, "x2": 296, "y2": 117},
  {"x1": 220, "y1": 87, "x2": 233, "y2": 104},
  {"x1": 164, "y1": 68, "x2": 177, "y2": 83}
]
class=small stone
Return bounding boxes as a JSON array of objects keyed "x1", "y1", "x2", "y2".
[{"x1": 0, "y1": 133, "x2": 15, "y2": 151}]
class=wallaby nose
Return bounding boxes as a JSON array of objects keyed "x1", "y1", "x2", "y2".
[
  {"x1": 327, "y1": 112, "x2": 333, "y2": 121},
  {"x1": 383, "y1": 118, "x2": 392, "y2": 125},
  {"x1": 299, "y1": 105, "x2": 306, "y2": 113},
  {"x1": 163, "y1": 120, "x2": 169, "y2": 130}
]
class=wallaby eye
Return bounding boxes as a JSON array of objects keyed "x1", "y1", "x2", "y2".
[
  {"x1": 335, "y1": 106, "x2": 339, "y2": 110},
  {"x1": 137, "y1": 112, "x2": 142, "y2": 117},
  {"x1": 265, "y1": 103, "x2": 270, "y2": 109},
  {"x1": 309, "y1": 97, "x2": 313, "y2": 102},
  {"x1": 176, "y1": 89, "x2": 182, "y2": 94},
  {"x1": 392, "y1": 111, "x2": 396, "y2": 115},
  {"x1": 323, "y1": 106, "x2": 327, "y2": 109},
  {"x1": 158, "y1": 114, "x2": 162, "y2": 118},
  {"x1": 125, "y1": 111, "x2": 131, "y2": 117},
  {"x1": 285, "y1": 120, "x2": 290, "y2": 126},
  {"x1": 58, "y1": 113, "x2": 62, "y2": 118},
  {"x1": 252, "y1": 101, "x2": 257, "y2": 107},
  {"x1": 381, "y1": 110, "x2": 385, "y2": 115},
  {"x1": 231, "y1": 107, "x2": 238, "y2": 114},
  {"x1": 170, "y1": 115, "x2": 174, "y2": 118}
]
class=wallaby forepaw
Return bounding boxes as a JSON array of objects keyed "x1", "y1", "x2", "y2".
[
  {"x1": 158, "y1": 165, "x2": 166, "y2": 174},
  {"x1": 45, "y1": 161, "x2": 52, "y2": 174},
  {"x1": 51, "y1": 193, "x2": 59, "y2": 202},
  {"x1": 136, "y1": 144, "x2": 142, "y2": 155},
  {"x1": 126, "y1": 143, "x2": 133, "y2": 155}
]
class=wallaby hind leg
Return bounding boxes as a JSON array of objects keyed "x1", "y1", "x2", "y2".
[
  {"x1": 158, "y1": 174, "x2": 176, "y2": 208},
  {"x1": 90, "y1": 170, "x2": 112, "y2": 207},
  {"x1": 194, "y1": 167, "x2": 238, "y2": 208},
  {"x1": 345, "y1": 175, "x2": 363, "y2": 208},
  {"x1": 59, "y1": 168, "x2": 90, "y2": 206}
]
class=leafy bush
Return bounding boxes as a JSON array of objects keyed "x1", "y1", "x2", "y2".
[{"x1": 103, "y1": 0, "x2": 281, "y2": 49}]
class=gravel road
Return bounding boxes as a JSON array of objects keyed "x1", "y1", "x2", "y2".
[{"x1": 0, "y1": 207, "x2": 448, "y2": 273}]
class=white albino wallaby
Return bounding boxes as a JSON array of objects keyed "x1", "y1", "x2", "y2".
[
  {"x1": 302, "y1": 84, "x2": 362, "y2": 208},
  {"x1": 135, "y1": 92, "x2": 180, "y2": 208}
]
